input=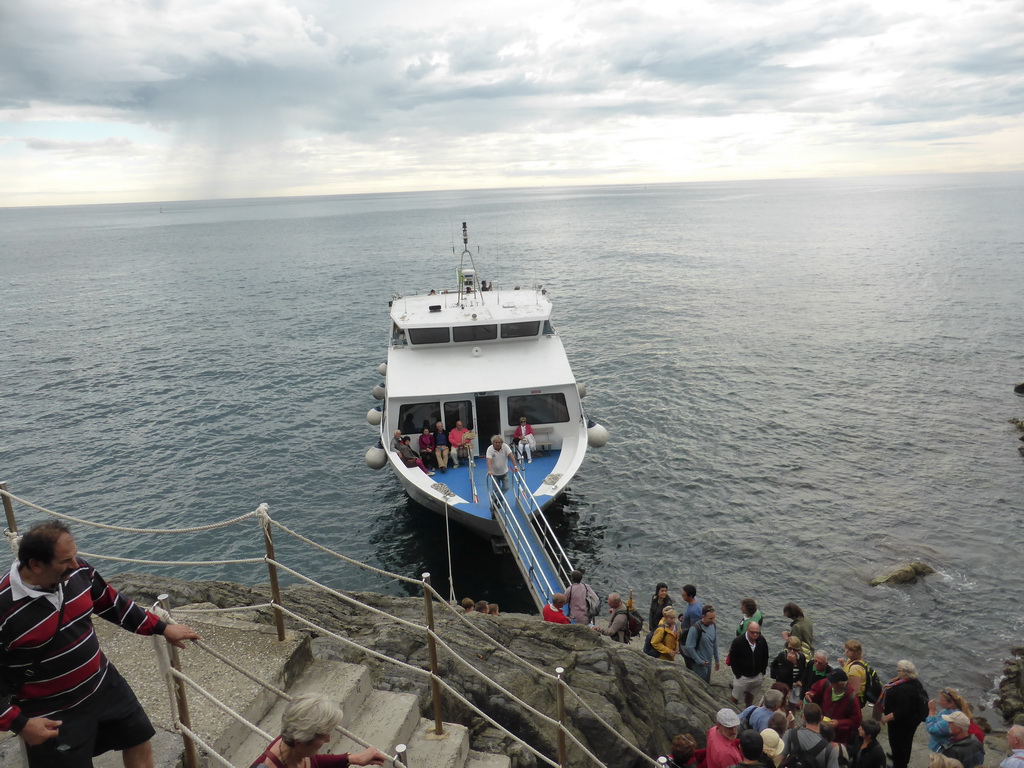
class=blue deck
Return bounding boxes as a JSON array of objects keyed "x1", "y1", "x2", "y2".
[{"x1": 427, "y1": 450, "x2": 559, "y2": 520}]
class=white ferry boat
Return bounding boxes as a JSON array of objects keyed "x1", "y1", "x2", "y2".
[{"x1": 364, "y1": 224, "x2": 608, "y2": 608}]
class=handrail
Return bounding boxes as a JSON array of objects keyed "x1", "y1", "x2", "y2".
[
  {"x1": 0, "y1": 484, "x2": 664, "y2": 768},
  {"x1": 487, "y1": 476, "x2": 559, "y2": 610},
  {"x1": 510, "y1": 469, "x2": 573, "y2": 587}
]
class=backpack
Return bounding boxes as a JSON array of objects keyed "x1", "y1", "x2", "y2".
[
  {"x1": 850, "y1": 660, "x2": 883, "y2": 704},
  {"x1": 612, "y1": 608, "x2": 644, "y2": 640},
  {"x1": 584, "y1": 585, "x2": 601, "y2": 621},
  {"x1": 739, "y1": 704, "x2": 757, "y2": 732},
  {"x1": 643, "y1": 628, "x2": 661, "y2": 657},
  {"x1": 780, "y1": 731, "x2": 828, "y2": 768}
]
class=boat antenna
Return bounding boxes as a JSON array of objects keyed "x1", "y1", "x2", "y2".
[{"x1": 457, "y1": 221, "x2": 480, "y2": 300}]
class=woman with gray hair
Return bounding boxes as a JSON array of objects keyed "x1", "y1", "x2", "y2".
[
  {"x1": 878, "y1": 660, "x2": 929, "y2": 768},
  {"x1": 249, "y1": 694, "x2": 386, "y2": 767}
]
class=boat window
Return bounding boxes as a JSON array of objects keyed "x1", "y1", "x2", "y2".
[
  {"x1": 506, "y1": 394, "x2": 570, "y2": 425},
  {"x1": 500, "y1": 321, "x2": 541, "y2": 339},
  {"x1": 452, "y1": 324, "x2": 497, "y2": 342},
  {"x1": 398, "y1": 402, "x2": 441, "y2": 434},
  {"x1": 408, "y1": 327, "x2": 450, "y2": 345},
  {"x1": 443, "y1": 401, "x2": 474, "y2": 430}
]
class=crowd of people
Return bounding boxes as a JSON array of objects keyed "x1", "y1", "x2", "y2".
[{"x1": 534, "y1": 577, "x2": 1019, "y2": 768}]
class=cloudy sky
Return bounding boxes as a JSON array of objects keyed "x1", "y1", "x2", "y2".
[{"x1": 1, "y1": 0, "x2": 1022, "y2": 206}]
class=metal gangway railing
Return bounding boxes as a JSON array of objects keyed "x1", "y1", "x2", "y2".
[{"x1": 486, "y1": 470, "x2": 573, "y2": 612}]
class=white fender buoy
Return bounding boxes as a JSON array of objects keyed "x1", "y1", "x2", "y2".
[
  {"x1": 365, "y1": 442, "x2": 387, "y2": 470},
  {"x1": 366, "y1": 405, "x2": 383, "y2": 426},
  {"x1": 587, "y1": 419, "x2": 610, "y2": 448},
  {"x1": 577, "y1": 382, "x2": 587, "y2": 399},
  {"x1": 371, "y1": 382, "x2": 386, "y2": 400},
  {"x1": 377, "y1": 363, "x2": 388, "y2": 377}
]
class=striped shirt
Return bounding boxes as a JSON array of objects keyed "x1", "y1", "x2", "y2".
[{"x1": 0, "y1": 559, "x2": 165, "y2": 733}]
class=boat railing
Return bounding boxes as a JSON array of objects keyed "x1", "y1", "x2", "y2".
[
  {"x1": 509, "y1": 469, "x2": 574, "y2": 588},
  {"x1": 486, "y1": 476, "x2": 559, "y2": 610}
]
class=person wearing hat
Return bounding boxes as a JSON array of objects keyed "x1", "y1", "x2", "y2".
[
  {"x1": 760, "y1": 728, "x2": 783, "y2": 767},
  {"x1": 705, "y1": 708, "x2": 742, "y2": 768},
  {"x1": 938, "y1": 710, "x2": 984, "y2": 768},
  {"x1": 805, "y1": 669, "x2": 862, "y2": 745}
]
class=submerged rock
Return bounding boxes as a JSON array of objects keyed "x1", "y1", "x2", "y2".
[{"x1": 870, "y1": 560, "x2": 936, "y2": 586}]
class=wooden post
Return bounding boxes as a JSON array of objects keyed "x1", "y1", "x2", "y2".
[
  {"x1": 0, "y1": 482, "x2": 17, "y2": 537},
  {"x1": 159, "y1": 595, "x2": 199, "y2": 768},
  {"x1": 555, "y1": 666, "x2": 567, "y2": 768},
  {"x1": 421, "y1": 573, "x2": 445, "y2": 736},
  {"x1": 261, "y1": 515, "x2": 287, "y2": 642}
]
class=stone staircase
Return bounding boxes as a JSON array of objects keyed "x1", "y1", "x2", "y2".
[{"x1": 88, "y1": 606, "x2": 510, "y2": 768}]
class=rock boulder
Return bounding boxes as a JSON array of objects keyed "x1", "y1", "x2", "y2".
[{"x1": 870, "y1": 561, "x2": 936, "y2": 587}]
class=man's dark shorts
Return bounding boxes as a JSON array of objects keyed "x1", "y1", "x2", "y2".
[{"x1": 25, "y1": 664, "x2": 155, "y2": 768}]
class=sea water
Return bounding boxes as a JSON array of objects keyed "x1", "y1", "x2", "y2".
[{"x1": 2, "y1": 173, "x2": 1022, "y2": 706}]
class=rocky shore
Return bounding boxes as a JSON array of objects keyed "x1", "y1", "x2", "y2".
[
  {"x1": 2, "y1": 573, "x2": 1013, "y2": 767},
  {"x1": 996, "y1": 647, "x2": 1024, "y2": 726},
  {"x1": 112, "y1": 573, "x2": 725, "y2": 767}
]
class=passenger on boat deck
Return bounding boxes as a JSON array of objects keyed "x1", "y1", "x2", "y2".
[
  {"x1": 486, "y1": 435, "x2": 517, "y2": 491},
  {"x1": 449, "y1": 421, "x2": 470, "y2": 467},
  {"x1": 433, "y1": 421, "x2": 451, "y2": 471},
  {"x1": 390, "y1": 429, "x2": 403, "y2": 452},
  {"x1": 513, "y1": 416, "x2": 536, "y2": 463},
  {"x1": 419, "y1": 428, "x2": 437, "y2": 470},
  {"x1": 397, "y1": 436, "x2": 434, "y2": 476}
]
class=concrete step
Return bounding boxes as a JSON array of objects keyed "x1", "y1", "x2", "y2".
[
  {"x1": 224, "y1": 659, "x2": 373, "y2": 766},
  {"x1": 94, "y1": 607, "x2": 311, "y2": 768},
  {"x1": 401, "y1": 718, "x2": 471, "y2": 768},
  {"x1": 465, "y1": 750, "x2": 512, "y2": 768},
  {"x1": 329, "y1": 688, "x2": 420, "y2": 758}
]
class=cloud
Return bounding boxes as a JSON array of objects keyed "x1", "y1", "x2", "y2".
[{"x1": 0, "y1": 0, "x2": 1022, "y2": 204}]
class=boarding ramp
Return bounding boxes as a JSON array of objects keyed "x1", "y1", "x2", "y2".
[{"x1": 487, "y1": 470, "x2": 574, "y2": 612}]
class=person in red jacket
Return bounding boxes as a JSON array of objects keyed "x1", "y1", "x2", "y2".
[
  {"x1": 542, "y1": 593, "x2": 571, "y2": 624},
  {"x1": 806, "y1": 669, "x2": 862, "y2": 745},
  {"x1": 1, "y1": 521, "x2": 199, "y2": 768}
]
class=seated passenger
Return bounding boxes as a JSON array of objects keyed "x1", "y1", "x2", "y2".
[
  {"x1": 389, "y1": 429, "x2": 403, "y2": 452},
  {"x1": 397, "y1": 436, "x2": 434, "y2": 476},
  {"x1": 433, "y1": 421, "x2": 450, "y2": 471},
  {"x1": 513, "y1": 416, "x2": 536, "y2": 464},
  {"x1": 449, "y1": 420, "x2": 471, "y2": 468},
  {"x1": 419, "y1": 427, "x2": 437, "y2": 470}
]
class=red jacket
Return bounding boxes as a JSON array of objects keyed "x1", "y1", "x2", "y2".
[
  {"x1": 808, "y1": 678, "x2": 862, "y2": 744},
  {"x1": 543, "y1": 604, "x2": 570, "y2": 624}
]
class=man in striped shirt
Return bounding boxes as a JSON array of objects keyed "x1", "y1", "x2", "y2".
[{"x1": 1, "y1": 521, "x2": 199, "y2": 767}]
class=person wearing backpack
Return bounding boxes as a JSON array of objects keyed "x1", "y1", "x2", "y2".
[
  {"x1": 877, "y1": 659, "x2": 929, "y2": 768},
  {"x1": 564, "y1": 569, "x2": 599, "y2": 626},
  {"x1": 650, "y1": 607, "x2": 680, "y2": 660},
  {"x1": 780, "y1": 703, "x2": 839, "y2": 768},
  {"x1": 840, "y1": 641, "x2": 879, "y2": 707},
  {"x1": 594, "y1": 593, "x2": 631, "y2": 643},
  {"x1": 682, "y1": 604, "x2": 720, "y2": 682}
]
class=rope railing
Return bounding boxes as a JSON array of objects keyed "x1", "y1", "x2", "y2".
[{"x1": 0, "y1": 484, "x2": 664, "y2": 768}]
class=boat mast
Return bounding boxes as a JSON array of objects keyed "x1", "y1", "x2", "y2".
[{"x1": 457, "y1": 222, "x2": 481, "y2": 303}]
